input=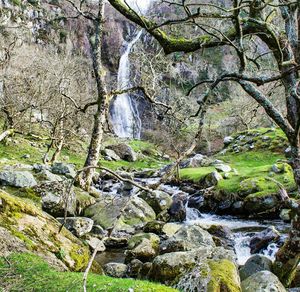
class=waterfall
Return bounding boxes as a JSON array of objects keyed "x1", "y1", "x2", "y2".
[{"x1": 110, "y1": 0, "x2": 153, "y2": 139}]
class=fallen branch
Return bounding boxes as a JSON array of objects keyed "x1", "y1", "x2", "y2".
[{"x1": 0, "y1": 129, "x2": 14, "y2": 142}]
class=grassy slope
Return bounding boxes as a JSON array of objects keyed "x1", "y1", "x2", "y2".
[
  {"x1": 0, "y1": 253, "x2": 177, "y2": 292},
  {"x1": 0, "y1": 135, "x2": 166, "y2": 171}
]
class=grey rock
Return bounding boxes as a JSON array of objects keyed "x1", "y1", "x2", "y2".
[
  {"x1": 224, "y1": 136, "x2": 234, "y2": 145},
  {"x1": 239, "y1": 255, "x2": 272, "y2": 281},
  {"x1": 57, "y1": 217, "x2": 94, "y2": 237},
  {"x1": 103, "y1": 263, "x2": 128, "y2": 278},
  {"x1": 139, "y1": 190, "x2": 172, "y2": 214},
  {"x1": 214, "y1": 163, "x2": 232, "y2": 173},
  {"x1": 203, "y1": 171, "x2": 223, "y2": 187},
  {"x1": 241, "y1": 271, "x2": 287, "y2": 292},
  {"x1": 51, "y1": 162, "x2": 76, "y2": 178},
  {"x1": 0, "y1": 170, "x2": 37, "y2": 187},
  {"x1": 102, "y1": 148, "x2": 121, "y2": 161},
  {"x1": 107, "y1": 144, "x2": 137, "y2": 162}
]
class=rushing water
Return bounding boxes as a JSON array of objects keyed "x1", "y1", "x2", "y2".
[{"x1": 110, "y1": 0, "x2": 153, "y2": 139}]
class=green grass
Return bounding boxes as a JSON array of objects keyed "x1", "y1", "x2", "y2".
[
  {"x1": 0, "y1": 253, "x2": 177, "y2": 292},
  {"x1": 179, "y1": 151, "x2": 297, "y2": 197}
]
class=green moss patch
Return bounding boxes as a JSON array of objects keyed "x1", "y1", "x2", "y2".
[{"x1": 0, "y1": 253, "x2": 177, "y2": 292}]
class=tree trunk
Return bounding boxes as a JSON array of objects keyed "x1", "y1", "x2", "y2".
[
  {"x1": 77, "y1": 1, "x2": 108, "y2": 190},
  {"x1": 273, "y1": 145, "x2": 300, "y2": 287}
]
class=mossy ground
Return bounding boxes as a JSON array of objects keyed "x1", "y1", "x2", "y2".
[
  {"x1": 180, "y1": 151, "x2": 297, "y2": 198},
  {"x1": 0, "y1": 253, "x2": 177, "y2": 292}
]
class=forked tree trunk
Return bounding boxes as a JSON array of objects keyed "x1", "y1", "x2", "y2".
[
  {"x1": 77, "y1": 1, "x2": 108, "y2": 190},
  {"x1": 273, "y1": 144, "x2": 300, "y2": 286}
]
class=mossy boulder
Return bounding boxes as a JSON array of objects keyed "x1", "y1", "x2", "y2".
[
  {"x1": 176, "y1": 259, "x2": 241, "y2": 292},
  {"x1": 0, "y1": 190, "x2": 90, "y2": 271},
  {"x1": 103, "y1": 262, "x2": 128, "y2": 278},
  {"x1": 84, "y1": 196, "x2": 156, "y2": 230},
  {"x1": 125, "y1": 233, "x2": 160, "y2": 263},
  {"x1": 160, "y1": 225, "x2": 215, "y2": 254},
  {"x1": 73, "y1": 187, "x2": 96, "y2": 215},
  {"x1": 139, "y1": 190, "x2": 172, "y2": 214},
  {"x1": 244, "y1": 192, "x2": 280, "y2": 213}
]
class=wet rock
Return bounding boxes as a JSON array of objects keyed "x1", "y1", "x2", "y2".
[
  {"x1": 139, "y1": 190, "x2": 172, "y2": 214},
  {"x1": 280, "y1": 209, "x2": 292, "y2": 222},
  {"x1": 249, "y1": 226, "x2": 280, "y2": 254},
  {"x1": 51, "y1": 162, "x2": 76, "y2": 178},
  {"x1": 143, "y1": 220, "x2": 164, "y2": 234},
  {"x1": 168, "y1": 193, "x2": 187, "y2": 222},
  {"x1": 56, "y1": 217, "x2": 94, "y2": 237},
  {"x1": 107, "y1": 143, "x2": 137, "y2": 162},
  {"x1": 207, "y1": 224, "x2": 234, "y2": 249},
  {"x1": 104, "y1": 237, "x2": 128, "y2": 248},
  {"x1": 160, "y1": 225, "x2": 215, "y2": 254},
  {"x1": 241, "y1": 271, "x2": 287, "y2": 292},
  {"x1": 125, "y1": 233, "x2": 160, "y2": 263},
  {"x1": 239, "y1": 255, "x2": 272, "y2": 281},
  {"x1": 0, "y1": 170, "x2": 37, "y2": 188},
  {"x1": 188, "y1": 193, "x2": 205, "y2": 210},
  {"x1": 103, "y1": 262, "x2": 127, "y2": 278}
]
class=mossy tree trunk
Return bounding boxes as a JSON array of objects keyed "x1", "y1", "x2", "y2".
[{"x1": 77, "y1": 1, "x2": 108, "y2": 190}]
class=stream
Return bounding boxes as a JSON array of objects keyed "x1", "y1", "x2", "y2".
[{"x1": 95, "y1": 177, "x2": 290, "y2": 267}]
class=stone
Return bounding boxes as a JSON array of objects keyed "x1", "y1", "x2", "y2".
[
  {"x1": 0, "y1": 170, "x2": 37, "y2": 188},
  {"x1": 244, "y1": 193, "x2": 280, "y2": 214},
  {"x1": 74, "y1": 187, "x2": 96, "y2": 215},
  {"x1": 51, "y1": 162, "x2": 76, "y2": 178},
  {"x1": 168, "y1": 193, "x2": 187, "y2": 222},
  {"x1": 37, "y1": 169, "x2": 63, "y2": 182},
  {"x1": 203, "y1": 171, "x2": 223, "y2": 187},
  {"x1": 180, "y1": 154, "x2": 207, "y2": 168},
  {"x1": 162, "y1": 223, "x2": 181, "y2": 237},
  {"x1": 241, "y1": 271, "x2": 287, "y2": 292},
  {"x1": 86, "y1": 236, "x2": 106, "y2": 251},
  {"x1": 280, "y1": 209, "x2": 292, "y2": 222},
  {"x1": 249, "y1": 226, "x2": 280, "y2": 254},
  {"x1": 215, "y1": 163, "x2": 232, "y2": 173},
  {"x1": 102, "y1": 148, "x2": 121, "y2": 161},
  {"x1": 104, "y1": 237, "x2": 128, "y2": 248},
  {"x1": 239, "y1": 255, "x2": 272, "y2": 281},
  {"x1": 160, "y1": 225, "x2": 215, "y2": 254},
  {"x1": 207, "y1": 224, "x2": 234, "y2": 249},
  {"x1": 56, "y1": 217, "x2": 94, "y2": 237},
  {"x1": 125, "y1": 233, "x2": 160, "y2": 263},
  {"x1": 35, "y1": 181, "x2": 76, "y2": 217},
  {"x1": 143, "y1": 220, "x2": 164, "y2": 234},
  {"x1": 224, "y1": 136, "x2": 234, "y2": 145},
  {"x1": 176, "y1": 259, "x2": 241, "y2": 292},
  {"x1": 107, "y1": 144, "x2": 137, "y2": 162},
  {"x1": 139, "y1": 190, "x2": 172, "y2": 214},
  {"x1": 103, "y1": 263, "x2": 128, "y2": 278},
  {"x1": 84, "y1": 196, "x2": 156, "y2": 230},
  {"x1": 127, "y1": 259, "x2": 143, "y2": 278}
]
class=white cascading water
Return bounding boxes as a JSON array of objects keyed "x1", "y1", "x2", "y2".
[{"x1": 110, "y1": 0, "x2": 153, "y2": 139}]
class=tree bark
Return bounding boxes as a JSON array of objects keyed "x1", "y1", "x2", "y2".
[{"x1": 77, "y1": 1, "x2": 108, "y2": 190}]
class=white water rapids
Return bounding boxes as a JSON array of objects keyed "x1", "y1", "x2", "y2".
[{"x1": 110, "y1": 0, "x2": 153, "y2": 139}]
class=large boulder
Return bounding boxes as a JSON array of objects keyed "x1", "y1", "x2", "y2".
[
  {"x1": 34, "y1": 181, "x2": 76, "y2": 217},
  {"x1": 51, "y1": 162, "x2": 76, "y2": 178},
  {"x1": 207, "y1": 224, "x2": 234, "y2": 249},
  {"x1": 107, "y1": 144, "x2": 137, "y2": 162},
  {"x1": 249, "y1": 226, "x2": 280, "y2": 254},
  {"x1": 139, "y1": 190, "x2": 172, "y2": 214},
  {"x1": 0, "y1": 190, "x2": 90, "y2": 271},
  {"x1": 244, "y1": 193, "x2": 280, "y2": 214},
  {"x1": 74, "y1": 187, "x2": 96, "y2": 215},
  {"x1": 160, "y1": 225, "x2": 215, "y2": 254},
  {"x1": 180, "y1": 154, "x2": 208, "y2": 168},
  {"x1": 203, "y1": 171, "x2": 223, "y2": 187},
  {"x1": 239, "y1": 255, "x2": 272, "y2": 281},
  {"x1": 241, "y1": 271, "x2": 287, "y2": 292},
  {"x1": 56, "y1": 217, "x2": 94, "y2": 237},
  {"x1": 125, "y1": 233, "x2": 160, "y2": 263},
  {"x1": 0, "y1": 170, "x2": 37, "y2": 188},
  {"x1": 101, "y1": 149, "x2": 121, "y2": 161},
  {"x1": 176, "y1": 259, "x2": 241, "y2": 292},
  {"x1": 150, "y1": 246, "x2": 237, "y2": 285},
  {"x1": 84, "y1": 196, "x2": 156, "y2": 230},
  {"x1": 215, "y1": 164, "x2": 232, "y2": 173}
]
